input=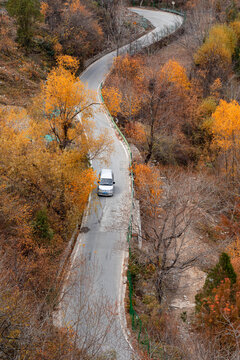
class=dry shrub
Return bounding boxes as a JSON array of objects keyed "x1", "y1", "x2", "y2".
[
  {"x1": 0, "y1": 14, "x2": 17, "y2": 55},
  {"x1": 125, "y1": 121, "x2": 146, "y2": 144}
]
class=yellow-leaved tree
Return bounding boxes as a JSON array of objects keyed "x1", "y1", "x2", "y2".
[
  {"x1": 134, "y1": 163, "x2": 162, "y2": 216},
  {"x1": 38, "y1": 55, "x2": 96, "y2": 150},
  {"x1": 1, "y1": 55, "x2": 112, "y2": 229},
  {"x1": 194, "y1": 24, "x2": 237, "y2": 67},
  {"x1": 101, "y1": 86, "x2": 122, "y2": 117},
  {"x1": 160, "y1": 59, "x2": 191, "y2": 90},
  {"x1": 194, "y1": 23, "x2": 237, "y2": 95},
  {"x1": 211, "y1": 99, "x2": 240, "y2": 178},
  {"x1": 0, "y1": 57, "x2": 114, "y2": 359},
  {"x1": 230, "y1": 20, "x2": 240, "y2": 41},
  {"x1": 102, "y1": 54, "x2": 143, "y2": 122}
]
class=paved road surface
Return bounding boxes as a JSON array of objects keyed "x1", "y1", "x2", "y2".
[{"x1": 60, "y1": 8, "x2": 183, "y2": 360}]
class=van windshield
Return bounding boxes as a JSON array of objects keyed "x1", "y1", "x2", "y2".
[{"x1": 100, "y1": 178, "x2": 113, "y2": 185}]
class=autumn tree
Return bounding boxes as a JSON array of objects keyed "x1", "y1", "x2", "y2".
[
  {"x1": 7, "y1": 0, "x2": 41, "y2": 47},
  {"x1": 181, "y1": 0, "x2": 216, "y2": 56},
  {"x1": 194, "y1": 23, "x2": 237, "y2": 96},
  {"x1": 101, "y1": 86, "x2": 122, "y2": 117},
  {"x1": 41, "y1": 0, "x2": 63, "y2": 31},
  {"x1": 211, "y1": 99, "x2": 240, "y2": 179},
  {"x1": 195, "y1": 253, "x2": 240, "y2": 353},
  {"x1": 104, "y1": 49, "x2": 210, "y2": 166},
  {"x1": 194, "y1": 24, "x2": 237, "y2": 66},
  {"x1": 0, "y1": 257, "x2": 119, "y2": 359},
  {"x1": 102, "y1": 54, "x2": 143, "y2": 122},
  {"x1": 0, "y1": 118, "x2": 94, "y2": 225},
  {"x1": 125, "y1": 121, "x2": 146, "y2": 146},
  {"x1": 195, "y1": 252, "x2": 237, "y2": 310},
  {"x1": 42, "y1": 0, "x2": 103, "y2": 66},
  {"x1": 181, "y1": 90, "x2": 219, "y2": 163},
  {"x1": 93, "y1": 0, "x2": 121, "y2": 48},
  {"x1": 103, "y1": 57, "x2": 195, "y2": 164},
  {"x1": 196, "y1": 278, "x2": 240, "y2": 352},
  {"x1": 140, "y1": 60, "x2": 191, "y2": 163},
  {"x1": 61, "y1": 0, "x2": 103, "y2": 64},
  {"x1": 133, "y1": 167, "x2": 216, "y2": 304},
  {"x1": 134, "y1": 163, "x2": 162, "y2": 214},
  {"x1": 0, "y1": 62, "x2": 115, "y2": 360},
  {"x1": 0, "y1": 56, "x2": 111, "y2": 227},
  {"x1": 0, "y1": 12, "x2": 17, "y2": 55},
  {"x1": 41, "y1": 55, "x2": 96, "y2": 150},
  {"x1": 34, "y1": 55, "x2": 111, "y2": 157}
]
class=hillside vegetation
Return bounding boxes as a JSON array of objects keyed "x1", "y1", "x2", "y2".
[
  {"x1": 102, "y1": 0, "x2": 240, "y2": 358},
  {"x1": 2, "y1": 0, "x2": 240, "y2": 358},
  {"x1": 0, "y1": 0, "x2": 151, "y2": 359}
]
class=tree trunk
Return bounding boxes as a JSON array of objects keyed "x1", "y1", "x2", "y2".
[
  {"x1": 145, "y1": 119, "x2": 154, "y2": 164},
  {"x1": 59, "y1": 174, "x2": 66, "y2": 222},
  {"x1": 145, "y1": 145, "x2": 153, "y2": 164},
  {"x1": 155, "y1": 271, "x2": 164, "y2": 304}
]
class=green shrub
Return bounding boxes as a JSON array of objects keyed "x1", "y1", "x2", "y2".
[
  {"x1": 180, "y1": 311, "x2": 187, "y2": 323},
  {"x1": 7, "y1": 0, "x2": 41, "y2": 48},
  {"x1": 142, "y1": 294, "x2": 156, "y2": 305},
  {"x1": 233, "y1": 45, "x2": 240, "y2": 74},
  {"x1": 32, "y1": 208, "x2": 54, "y2": 246},
  {"x1": 33, "y1": 37, "x2": 55, "y2": 57},
  {"x1": 226, "y1": 3, "x2": 239, "y2": 22}
]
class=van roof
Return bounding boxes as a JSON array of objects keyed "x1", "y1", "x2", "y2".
[{"x1": 100, "y1": 168, "x2": 113, "y2": 178}]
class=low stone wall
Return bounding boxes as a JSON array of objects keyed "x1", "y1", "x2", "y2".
[{"x1": 140, "y1": 13, "x2": 185, "y2": 55}]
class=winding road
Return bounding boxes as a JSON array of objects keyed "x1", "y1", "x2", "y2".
[{"x1": 60, "y1": 8, "x2": 183, "y2": 360}]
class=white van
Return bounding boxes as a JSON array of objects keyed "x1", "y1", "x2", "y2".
[{"x1": 97, "y1": 169, "x2": 115, "y2": 196}]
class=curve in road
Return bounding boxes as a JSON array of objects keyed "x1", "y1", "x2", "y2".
[{"x1": 60, "y1": 8, "x2": 183, "y2": 360}]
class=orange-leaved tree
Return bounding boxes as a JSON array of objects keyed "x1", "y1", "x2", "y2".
[
  {"x1": 195, "y1": 252, "x2": 240, "y2": 350},
  {"x1": 101, "y1": 86, "x2": 122, "y2": 117},
  {"x1": 125, "y1": 121, "x2": 146, "y2": 146},
  {"x1": 63, "y1": 0, "x2": 103, "y2": 61},
  {"x1": 140, "y1": 60, "x2": 192, "y2": 163},
  {"x1": 0, "y1": 56, "x2": 112, "y2": 227},
  {"x1": 42, "y1": 0, "x2": 103, "y2": 64},
  {"x1": 134, "y1": 163, "x2": 162, "y2": 216},
  {"x1": 160, "y1": 59, "x2": 191, "y2": 90},
  {"x1": 211, "y1": 99, "x2": 240, "y2": 178},
  {"x1": 113, "y1": 54, "x2": 143, "y2": 82},
  {"x1": 102, "y1": 54, "x2": 143, "y2": 122},
  {"x1": 196, "y1": 278, "x2": 240, "y2": 343},
  {"x1": 104, "y1": 58, "x2": 192, "y2": 163}
]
